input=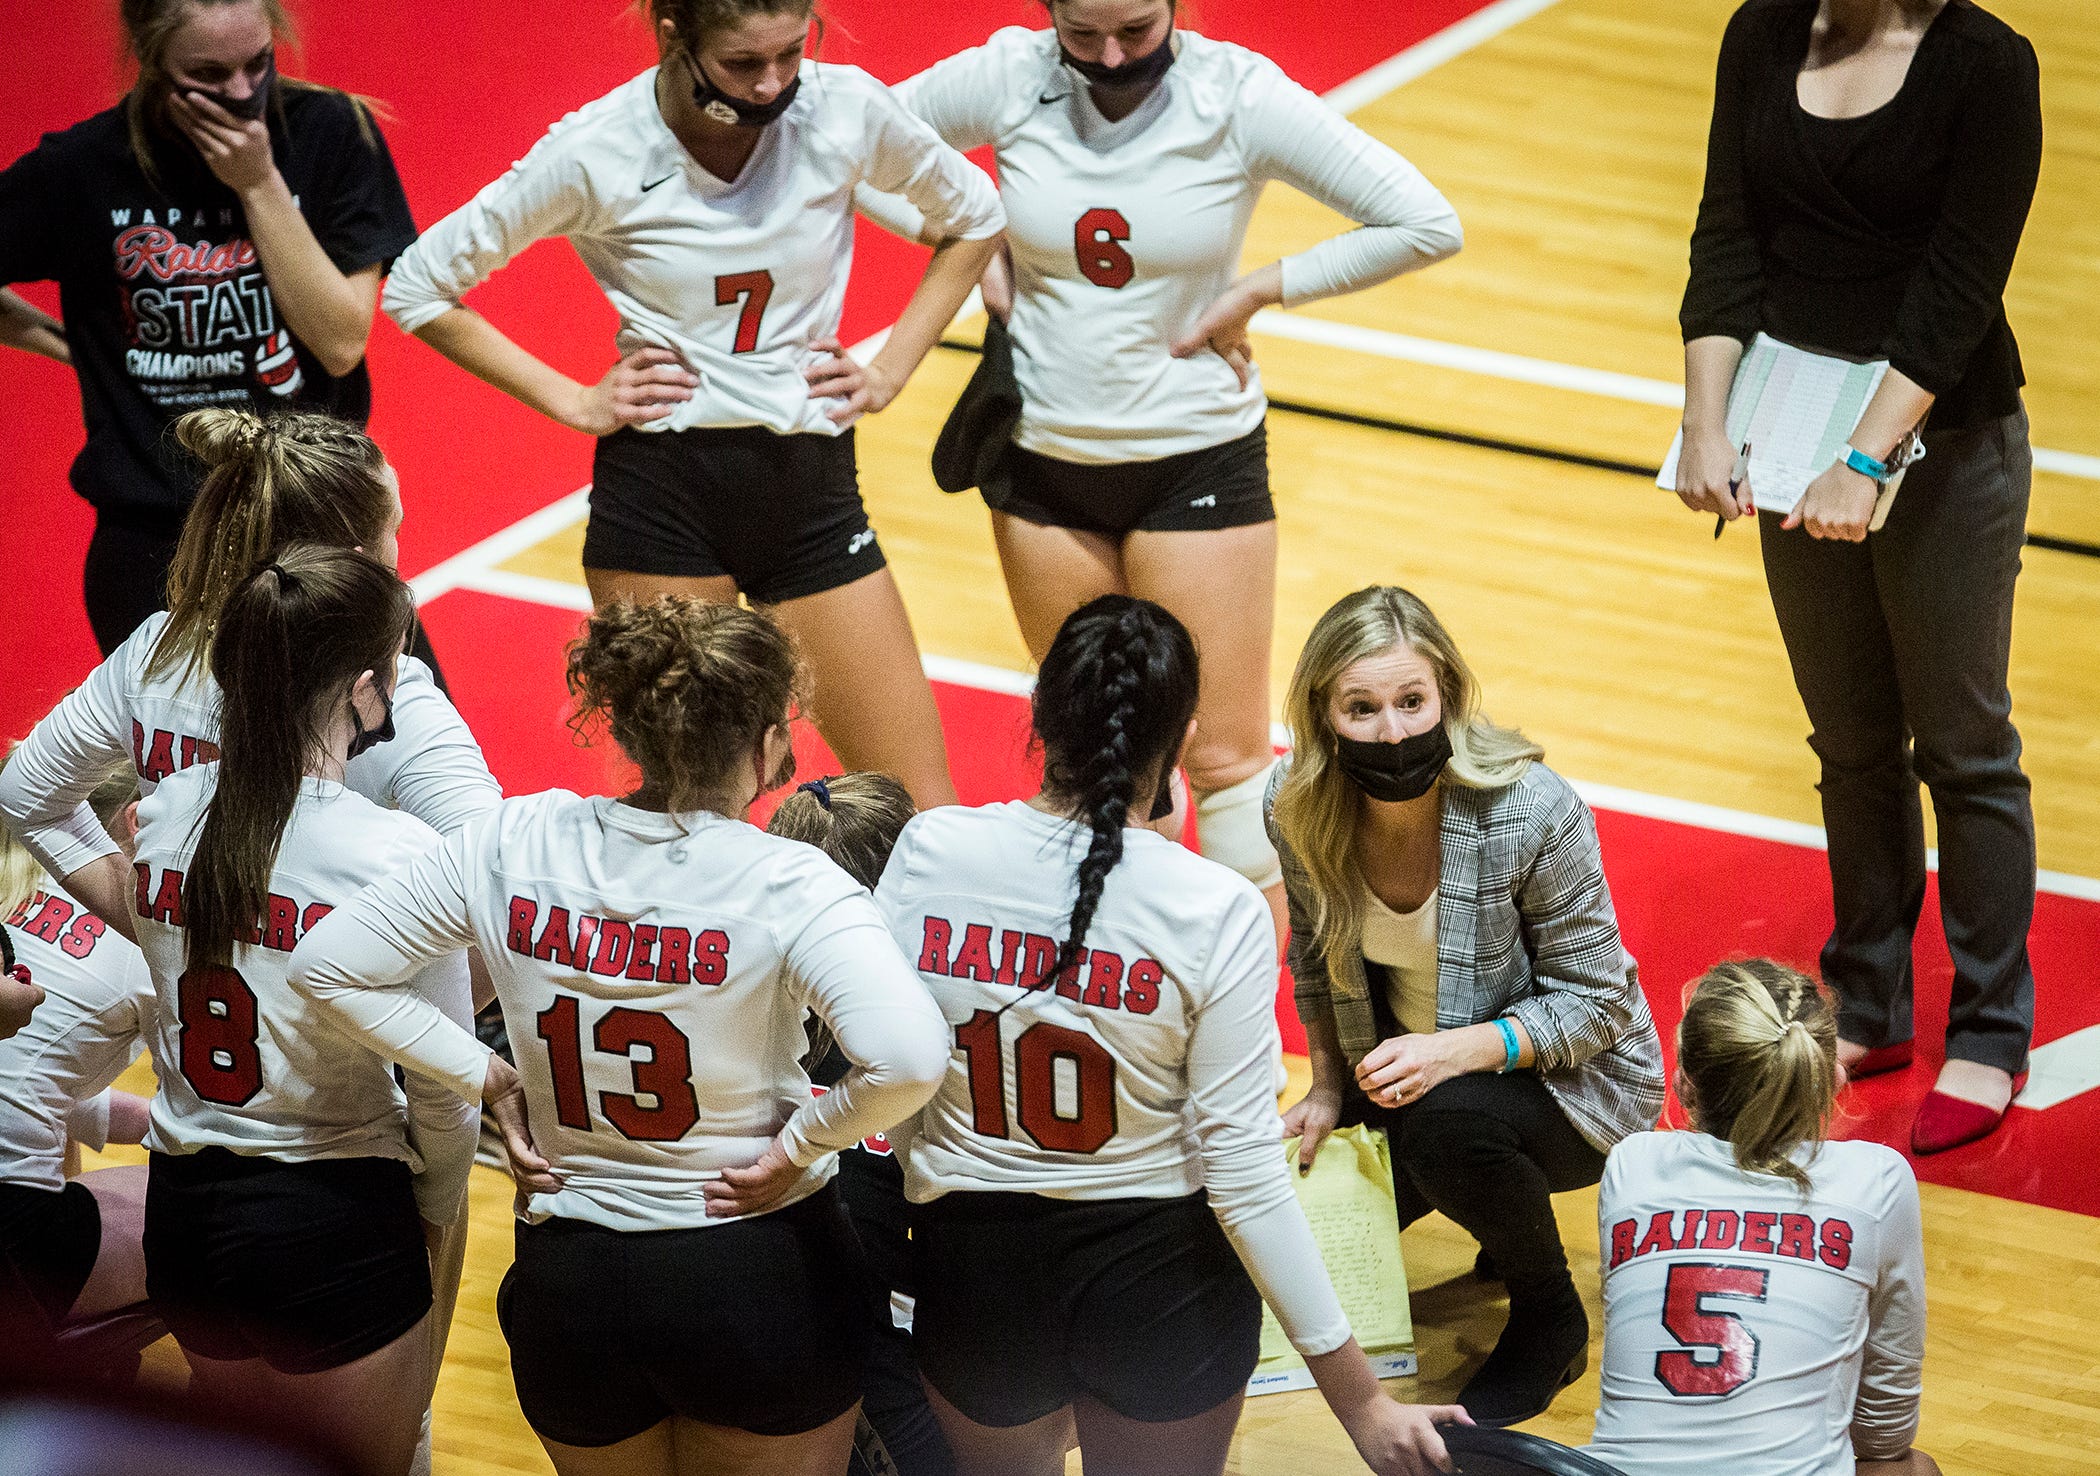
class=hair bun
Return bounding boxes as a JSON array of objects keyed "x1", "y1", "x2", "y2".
[{"x1": 174, "y1": 407, "x2": 269, "y2": 469}]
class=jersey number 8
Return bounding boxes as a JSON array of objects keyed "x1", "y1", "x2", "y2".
[
  {"x1": 536, "y1": 993, "x2": 700, "y2": 1142},
  {"x1": 954, "y1": 1009, "x2": 1118, "y2": 1153},
  {"x1": 1655, "y1": 1261, "x2": 1771, "y2": 1398},
  {"x1": 176, "y1": 964, "x2": 263, "y2": 1107}
]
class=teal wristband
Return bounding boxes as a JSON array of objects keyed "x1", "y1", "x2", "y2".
[
  {"x1": 1842, "y1": 445, "x2": 1891, "y2": 483},
  {"x1": 1494, "y1": 1017, "x2": 1521, "y2": 1073}
]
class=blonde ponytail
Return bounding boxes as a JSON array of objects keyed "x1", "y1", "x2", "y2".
[{"x1": 1677, "y1": 959, "x2": 1839, "y2": 1191}]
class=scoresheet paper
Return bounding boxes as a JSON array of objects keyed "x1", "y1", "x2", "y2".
[
  {"x1": 1247, "y1": 1125, "x2": 1417, "y2": 1395},
  {"x1": 1658, "y1": 333, "x2": 1909, "y2": 523}
]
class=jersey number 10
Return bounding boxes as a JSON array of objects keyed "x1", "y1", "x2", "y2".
[{"x1": 954, "y1": 1009, "x2": 1118, "y2": 1153}]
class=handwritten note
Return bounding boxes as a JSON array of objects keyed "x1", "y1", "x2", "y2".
[{"x1": 1248, "y1": 1125, "x2": 1417, "y2": 1395}]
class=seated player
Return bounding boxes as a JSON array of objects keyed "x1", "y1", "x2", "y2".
[
  {"x1": 1589, "y1": 959, "x2": 1934, "y2": 1476},
  {"x1": 0, "y1": 764, "x2": 155, "y2": 1337},
  {"x1": 768, "y1": 771, "x2": 957, "y2": 1476}
]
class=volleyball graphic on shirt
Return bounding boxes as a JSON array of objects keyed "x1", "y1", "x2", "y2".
[{"x1": 254, "y1": 329, "x2": 304, "y2": 398}]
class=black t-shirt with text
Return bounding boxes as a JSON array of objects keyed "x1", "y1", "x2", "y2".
[{"x1": 0, "y1": 87, "x2": 417, "y2": 514}]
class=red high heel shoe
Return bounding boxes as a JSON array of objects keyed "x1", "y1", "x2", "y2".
[
  {"x1": 1843, "y1": 1040, "x2": 1915, "y2": 1081},
  {"x1": 1911, "y1": 1071, "x2": 2027, "y2": 1155}
]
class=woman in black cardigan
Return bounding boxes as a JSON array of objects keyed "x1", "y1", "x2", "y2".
[{"x1": 1676, "y1": 0, "x2": 2042, "y2": 1153}]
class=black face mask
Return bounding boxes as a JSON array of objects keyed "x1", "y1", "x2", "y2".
[
  {"x1": 1060, "y1": 28, "x2": 1176, "y2": 90},
  {"x1": 687, "y1": 50, "x2": 801, "y2": 128},
  {"x1": 1147, "y1": 771, "x2": 1175, "y2": 822},
  {"x1": 347, "y1": 689, "x2": 396, "y2": 761},
  {"x1": 187, "y1": 53, "x2": 276, "y2": 122},
  {"x1": 1333, "y1": 726, "x2": 1451, "y2": 804}
]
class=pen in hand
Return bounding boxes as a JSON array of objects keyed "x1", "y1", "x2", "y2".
[{"x1": 1715, "y1": 441, "x2": 1751, "y2": 539}]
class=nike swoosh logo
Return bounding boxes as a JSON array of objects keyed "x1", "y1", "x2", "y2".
[
  {"x1": 1038, "y1": 89, "x2": 1066, "y2": 105},
  {"x1": 643, "y1": 172, "x2": 677, "y2": 191}
]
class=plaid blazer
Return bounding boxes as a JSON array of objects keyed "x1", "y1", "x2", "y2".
[{"x1": 1265, "y1": 760, "x2": 1665, "y2": 1152}]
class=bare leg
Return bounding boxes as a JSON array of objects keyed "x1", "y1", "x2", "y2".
[
  {"x1": 762, "y1": 570, "x2": 958, "y2": 809},
  {"x1": 1858, "y1": 1451, "x2": 1942, "y2": 1476},
  {"x1": 671, "y1": 1408, "x2": 860, "y2": 1476},
  {"x1": 1070, "y1": 1390, "x2": 1244, "y2": 1476},
  {"x1": 924, "y1": 1381, "x2": 1070, "y2": 1476},
  {"x1": 1124, "y1": 523, "x2": 1287, "y2": 942},
  {"x1": 183, "y1": 1314, "x2": 432, "y2": 1476},
  {"x1": 539, "y1": 1420, "x2": 675, "y2": 1476},
  {"x1": 988, "y1": 512, "x2": 1127, "y2": 662},
  {"x1": 70, "y1": 1164, "x2": 147, "y2": 1317},
  {"x1": 583, "y1": 569, "x2": 740, "y2": 608}
]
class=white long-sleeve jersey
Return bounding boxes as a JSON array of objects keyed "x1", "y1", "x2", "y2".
[
  {"x1": 383, "y1": 64, "x2": 1004, "y2": 437},
  {"x1": 873, "y1": 801, "x2": 1352, "y2": 1358},
  {"x1": 287, "y1": 792, "x2": 951, "y2": 1233},
  {"x1": 130, "y1": 769, "x2": 479, "y2": 1224},
  {"x1": 1588, "y1": 1131, "x2": 1926, "y2": 1475},
  {"x1": 0, "y1": 610, "x2": 500, "y2": 886},
  {"x1": 856, "y1": 27, "x2": 1461, "y2": 462},
  {"x1": 0, "y1": 882, "x2": 154, "y2": 1192}
]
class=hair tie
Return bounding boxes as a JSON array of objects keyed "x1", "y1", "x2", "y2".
[
  {"x1": 798, "y1": 777, "x2": 834, "y2": 810},
  {"x1": 262, "y1": 561, "x2": 297, "y2": 590}
]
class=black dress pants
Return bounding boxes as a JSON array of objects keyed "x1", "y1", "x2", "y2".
[
  {"x1": 84, "y1": 506, "x2": 450, "y2": 689},
  {"x1": 1348, "y1": 1070, "x2": 1604, "y2": 1306},
  {"x1": 1758, "y1": 406, "x2": 2035, "y2": 1075}
]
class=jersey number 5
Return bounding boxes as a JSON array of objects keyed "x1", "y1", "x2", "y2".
[
  {"x1": 1655, "y1": 1262, "x2": 1770, "y2": 1397},
  {"x1": 954, "y1": 1009, "x2": 1117, "y2": 1153},
  {"x1": 1074, "y1": 208, "x2": 1134, "y2": 289},
  {"x1": 536, "y1": 994, "x2": 700, "y2": 1142},
  {"x1": 176, "y1": 964, "x2": 262, "y2": 1107},
  {"x1": 716, "y1": 270, "x2": 774, "y2": 354}
]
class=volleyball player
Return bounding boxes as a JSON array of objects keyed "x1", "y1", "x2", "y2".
[
  {"x1": 0, "y1": 0, "x2": 418, "y2": 654},
  {"x1": 856, "y1": 0, "x2": 1463, "y2": 923},
  {"x1": 1588, "y1": 959, "x2": 1933, "y2": 1476},
  {"x1": 768, "y1": 772, "x2": 956, "y2": 1476},
  {"x1": 127, "y1": 545, "x2": 481, "y2": 1476},
  {"x1": 874, "y1": 596, "x2": 1463, "y2": 1476},
  {"x1": 287, "y1": 598, "x2": 950, "y2": 1476},
  {"x1": 0, "y1": 767, "x2": 155, "y2": 1335},
  {"x1": 380, "y1": 0, "x2": 1005, "y2": 810}
]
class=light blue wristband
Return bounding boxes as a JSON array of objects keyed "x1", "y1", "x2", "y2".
[
  {"x1": 1494, "y1": 1018, "x2": 1521, "y2": 1074},
  {"x1": 1842, "y1": 445, "x2": 1891, "y2": 484}
]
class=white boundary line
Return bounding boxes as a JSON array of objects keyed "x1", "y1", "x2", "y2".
[
  {"x1": 1321, "y1": 0, "x2": 1570, "y2": 113},
  {"x1": 409, "y1": 488, "x2": 591, "y2": 605}
]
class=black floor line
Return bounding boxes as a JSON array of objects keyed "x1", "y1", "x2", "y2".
[{"x1": 932, "y1": 340, "x2": 2098, "y2": 560}]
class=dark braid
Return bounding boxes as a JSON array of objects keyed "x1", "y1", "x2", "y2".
[{"x1": 1033, "y1": 596, "x2": 1200, "y2": 984}]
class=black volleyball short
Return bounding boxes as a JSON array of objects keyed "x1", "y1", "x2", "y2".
[
  {"x1": 583, "y1": 424, "x2": 884, "y2": 603},
  {"x1": 911, "y1": 1189, "x2": 1262, "y2": 1427},
  {"x1": 0, "y1": 1180, "x2": 102, "y2": 1325},
  {"x1": 988, "y1": 423, "x2": 1273, "y2": 538},
  {"x1": 497, "y1": 1184, "x2": 878, "y2": 1447},
  {"x1": 143, "y1": 1148, "x2": 431, "y2": 1375}
]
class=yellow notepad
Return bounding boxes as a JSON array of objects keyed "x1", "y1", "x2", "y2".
[{"x1": 1247, "y1": 1124, "x2": 1417, "y2": 1395}]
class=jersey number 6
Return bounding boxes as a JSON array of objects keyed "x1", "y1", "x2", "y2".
[
  {"x1": 1655, "y1": 1261, "x2": 1770, "y2": 1397},
  {"x1": 954, "y1": 1010, "x2": 1118, "y2": 1153},
  {"x1": 716, "y1": 270, "x2": 775, "y2": 354},
  {"x1": 536, "y1": 993, "x2": 701, "y2": 1142},
  {"x1": 176, "y1": 964, "x2": 263, "y2": 1107},
  {"x1": 1074, "y1": 208, "x2": 1134, "y2": 289}
]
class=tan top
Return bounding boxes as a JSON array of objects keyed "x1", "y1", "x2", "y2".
[{"x1": 1361, "y1": 883, "x2": 1438, "y2": 1036}]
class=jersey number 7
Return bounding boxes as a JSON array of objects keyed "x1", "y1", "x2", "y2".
[
  {"x1": 716, "y1": 270, "x2": 774, "y2": 354},
  {"x1": 954, "y1": 1010, "x2": 1118, "y2": 1153},
  {"x1": 536, "y1": 993, "x2": 700, "y2": 1142},
  {"x1": 1655, "y1": 1261, "x2": 1770, "y2": 1397}
]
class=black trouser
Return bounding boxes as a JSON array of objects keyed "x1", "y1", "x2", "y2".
[
  {"x1": 84, "y1": 506, "x2": 451, "y2": 689},
  {"x1": 1758, "y1": 406, "x2": 2035, "y2": 1075},
  {"x1": 1348, "y1": 1071, "x2": 1604, "y2": 1307}
]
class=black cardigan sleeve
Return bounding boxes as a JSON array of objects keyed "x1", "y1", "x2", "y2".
[
  {"x1": 1680, "y1": 5, "x2": 1766, "y2": 345},
  {"x1": 1884, "y1": 32, "x2": 2043, "y2": 396}
]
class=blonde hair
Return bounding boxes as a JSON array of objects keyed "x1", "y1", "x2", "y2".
[
  {"x1": 566, "y1": 599, "x2": 808, "y2": 814},
  {"x1": 766, "y1": 772, "x2": 915, "y2": 890},
  {"x1": 119, "y1": 0, "x2": 381, "y2": 192},
  {"x1": 149, "y1": 409, "x2": 397, "y2": 685},
  {"x1": 1677, "y1": 958, "x2": 1839, "y2": 1191},
  {"x1": 0, "y1": 751, "x2": 141, "y2": 918},
  {"x1": 1272, "y1": 585, "x2": 1543, "y2": 971}
]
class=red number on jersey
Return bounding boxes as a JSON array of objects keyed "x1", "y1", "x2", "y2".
[
  {"x1": 1655, "y1": 1262, "x2": 1770, "y2": 1397},
  {"x1": 715, "y1": 270, "x2": 774, "y2": 353},
  {"x1": 1073, "y1": 208, "x2": 1134, "y2": 289},
  {"x1": 176, "y1": 964, "x2": 262, "y2": 1106},
  {"x1": 534, "y1": 992, "x2": 702, "y2": 1142},
  {"x1": 954, "y1": 1011, "x2": 1118, "y2": 1153}
]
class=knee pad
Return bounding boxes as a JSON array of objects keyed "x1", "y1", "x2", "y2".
[{"x1": 1195, "y1": 759, "x2": 1283, "y2": 891}]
